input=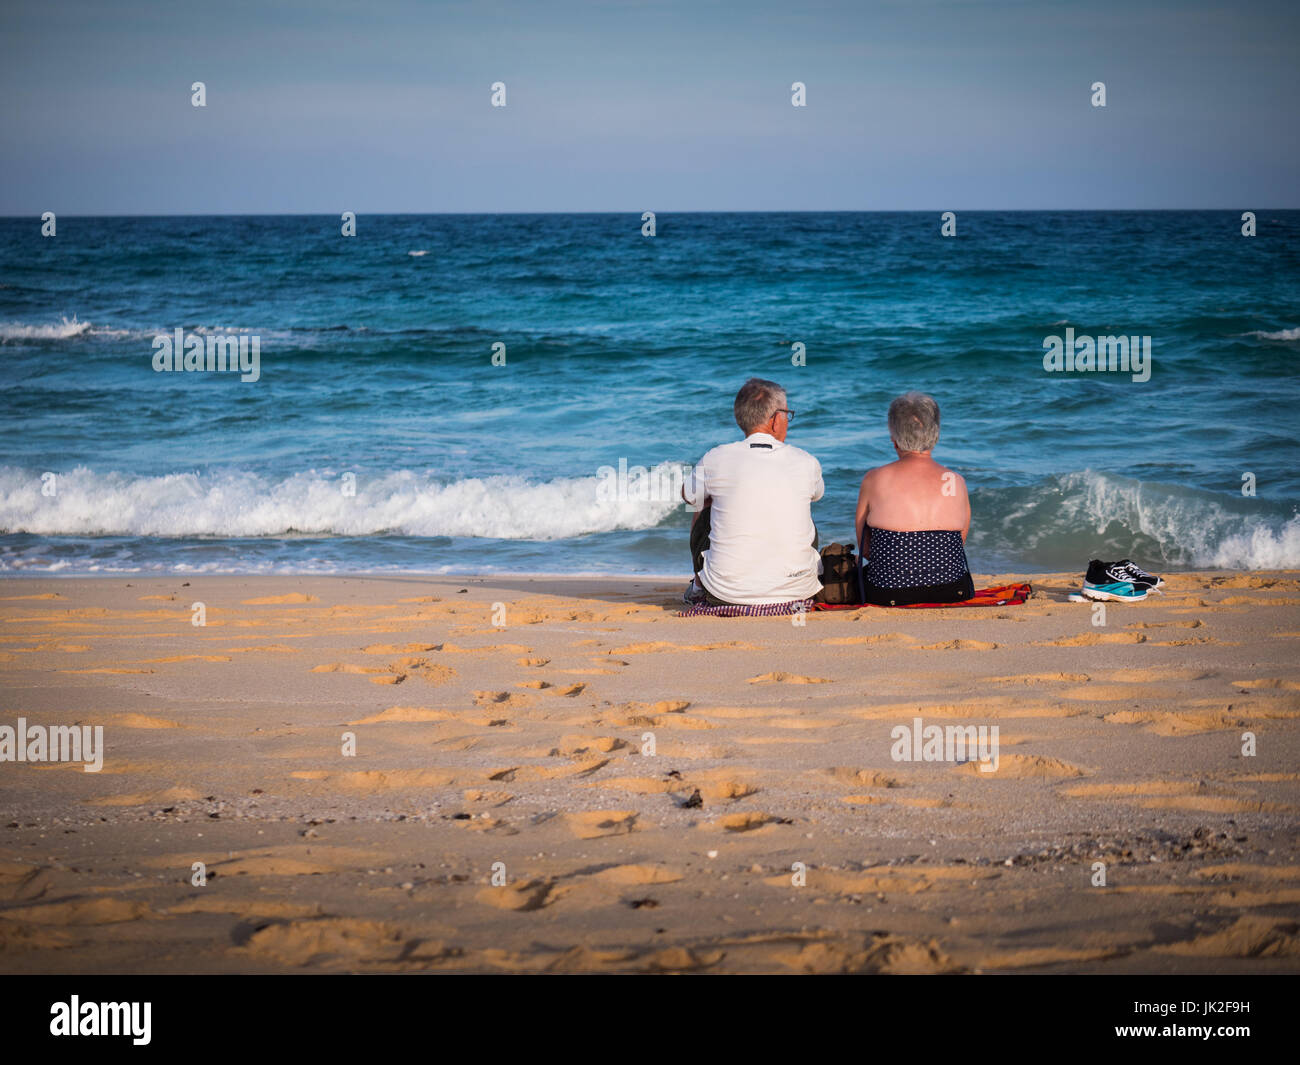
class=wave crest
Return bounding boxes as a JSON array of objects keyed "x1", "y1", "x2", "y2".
[
  {"x1": 0, "y1": 464, "x2": 685, "y2": 540},
  {"x1": 971, "y1": 470, "x2": 1299, "y2": 571}
]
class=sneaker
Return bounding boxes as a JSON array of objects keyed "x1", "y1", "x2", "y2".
[
  {"x1": 682, "y1": 578, "x2": 706, "y2": 605},
  {"x1": 1115, "y1": 559, "x2": 1163, "y2": 590},
  {"x1": 1081, "y1": 560, "x2": 1148, "y2": 602}
]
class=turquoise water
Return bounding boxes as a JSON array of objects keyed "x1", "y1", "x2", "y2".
[{"x1": 1, "y1": 211, "x2": 1297, "y2": 576}]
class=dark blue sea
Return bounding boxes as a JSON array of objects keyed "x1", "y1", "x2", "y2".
[{"x1": 1, "y1": 211, "x2": 1297, "y2": 576}]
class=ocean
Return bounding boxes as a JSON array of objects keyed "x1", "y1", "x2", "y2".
[{"x1": 1, "y1": 211, "x2": 1297, "y2": 577}]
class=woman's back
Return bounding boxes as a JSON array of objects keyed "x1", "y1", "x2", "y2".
[
  {"x1": 859, "y1": 456, "x2": 968, "y2": 532},
  {"x1": 854, "y1": 392, "x2": 973, "y2": 605}
]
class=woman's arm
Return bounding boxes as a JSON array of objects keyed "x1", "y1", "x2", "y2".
[{"x1": 854, "y1": 472, "x2": 872, "y2": 556}]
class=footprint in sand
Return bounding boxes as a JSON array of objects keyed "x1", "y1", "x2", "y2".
[
  {"x1": 583, "y1": 776, "x2": 675, "y2": 795},
  {"x1": 550, "y1": 683, "x2": 587, "y2": 697},
  {"x1": 623, "y1": 699, "x2": 690, "y2": 714},
  {"x1": 988, "y1": 672, "x2": 1091, "y2": 685},
  {"x1": 1195, "y1": 863, "x2": 1300, "y2": 882},
  {"x1": 476, "y1": 879, "x2": 561, "y2": 911},
  {"x1": 840, "y1": 794, "x2": 963, "y2": 808},
  {"x1": 463, "y1": 788, "x2": 515, "y2": 805},
  {"x1": 241, "y1": 593, "x2": 319, "y2": 605},
  {"x1": 827, "y1": 767, "x2": 903, "y2": 789},
  {"x1": 132, "y1": 654, "x2": 234, "y2": 664},
  {"x1": 61, "y1": 667, "x2": 155, "y2": 675},
  {"x1": 562, "y1": 810, "x2": 638, "y2": 839},
  {"x1": 589, "y1": 864, "x2": 683, "y2": 886},
  {"x1": 549, "y1": 735, "x2": 627, "y2": 758},
  {"x1": 1232, "y1": 678, "x2": 1300, "y2": 691},
  {"x1": 610, "y1": 641, "x2": 755, "y2": 655},
  {"x1": 312, "y1": 662, "x2": 386, "y2": 675},
  {"x1": 1065, "y1": 778, "x2": 1289, "y2": 813},
  {"x1": 683, "y1": 771, "x2": 759, "y2": 801},
  {"x1": 1155, "y1": 916, "x2": 1300, "y2": 959},
  {"x1": 1035, "y1": 632, "x2": 1146, "y2": 647},
  {"x1": 770, "y1": 935, "x2": 955, "y2": 975},
  {"x1": 85, "y1": 786, "x2": 202, "y2": 807},
  {"x1": 959, "y1": 754, "x2": 1085, "y2": 778},
  {"x1": 349, "y1": 706, "x2": 455, "y2": 724},
  {"x1": 474, "y1": 690, "x2": 534, "y2": 709},
  {"x1": 210, "y1": 855, "x2": 340, "y2": 877},
  {"x1": 1099, "y1": 704, "x2": 1275, "y2": 736},
  {"x1": 1056, "y1": 684, "x2": 1178, "y2": 702},
  {"x1": 438, "y1": 642, "x2": 533, "y2": 654},
  {"x1": 714, "y1": 812, "x2": 782, "y2": 833},
  {"x1": 99, "y1": 712, "x2": 182, "y2": 729},
  {"x1": 821, "y1": 633, "x2": 916, "y2": 646},
  {"x1": 3, "y1": 897, "x2": 151, "y2": 925},
  {"x1": 748, "y1": 671, "x2": 830, "y2": 685},
  {"x1": 166, "y1": 897, "x2": 322, "y2": 919},
  {"x1": 239, "y1": 918, "x2": 408, "y2": 965},
  {"x1": 290, "y1": 768, "x2": 460, "y2": 790},
  {"x1": 489, "y1": 759, "x2": 610, "y2": 783},
  {"x1": 855, "y1": 697, "x2": 1080, "y2": 721}
]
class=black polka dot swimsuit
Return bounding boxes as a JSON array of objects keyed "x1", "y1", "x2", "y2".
[{"x1": 861, "y1": 526, "x2": 974, "y2": 606}]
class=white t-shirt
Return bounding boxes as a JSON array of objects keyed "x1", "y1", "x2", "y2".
[{"x1": 683, "y1": 432, "x2": 824, "y2": 604}]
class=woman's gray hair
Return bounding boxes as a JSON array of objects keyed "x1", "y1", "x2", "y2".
[
  {"x1": 733, "y1": 377, "x2": 786, "y2": 434},
  {"x1": 888, "y1": 392, "x2": 941, "y2": 452}
]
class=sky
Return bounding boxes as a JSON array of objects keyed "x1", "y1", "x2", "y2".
[{"x1": 1, "y1": 0, "x2": 1297, "y2": 213}]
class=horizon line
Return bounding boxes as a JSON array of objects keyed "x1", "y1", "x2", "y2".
[{"x1": 2, "y1": 207, "x2": 1292, "y2": 220}]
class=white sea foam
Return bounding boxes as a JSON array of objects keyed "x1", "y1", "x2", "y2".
[
  {"x1": 0, "y1": 465, "x2": 684, "y2": 540},
  {"x1": 0, "y1": 318, "x2": 300, "y2": 344},
  {"x1": 407, "y1": 250, "x2": 429, "y2": 257},
  {"x1": 1242, "y1": 327, "x2": 1300, "y2": 341},
  {"x1": 1050, "y1": 470, "x2": 1300, "y2": 570},
  {"x1": 3, "y1": 464, "x2": 1295, "y2": 571},
  {"x1": 0, "y1": 316, "x2": 93, "y2": 341}
]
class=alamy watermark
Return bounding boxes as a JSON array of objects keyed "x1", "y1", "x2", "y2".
[
  {"x1": 152, "y1": 328, "x2": 260, "y2": 382},
  {"x1": 50, "y1": 996, "x2": 150, "y2": 1045},
  {"x1": 1, "y1": 718, "x2": 104, "y2": 772},
  {"x1": 1043, "y1": 328, "x2": 1150, "y2": 382},
  {"x1": 890, "y1": 716, "x2": 999, "y2": 772},
  {"x1": 596, "y1": 459, "x2": 698, "y2": 509}
]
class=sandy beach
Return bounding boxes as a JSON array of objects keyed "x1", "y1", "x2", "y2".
[{"x1": 1, "y1": 571, "x2": 1297, "y2": 974}]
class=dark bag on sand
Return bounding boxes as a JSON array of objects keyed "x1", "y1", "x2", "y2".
[{"x1": 813, "y1": 543, "x2": 862, "y2": 605}]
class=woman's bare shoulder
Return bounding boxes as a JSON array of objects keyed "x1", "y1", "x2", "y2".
[{"x1": 933, "y1": 462, "x2": 969, "y2": 493}]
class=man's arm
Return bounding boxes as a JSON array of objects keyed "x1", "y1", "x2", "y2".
[
  {"x1": 682, "y1": 459, "x2": 710, "y2": 526},
  {"x1": 809, "y1": 457, "x2": 825, "y2": 503}
]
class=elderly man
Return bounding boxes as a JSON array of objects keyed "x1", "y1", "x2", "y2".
[{"x1": 682, "y1": 378, "x2": 824, "y2": 605}]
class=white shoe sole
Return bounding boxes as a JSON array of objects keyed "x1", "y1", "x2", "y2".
[{"x1": 1080, "y1": 586, "x2": 1147, "y2": 602}]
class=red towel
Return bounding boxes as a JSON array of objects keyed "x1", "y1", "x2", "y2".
[{"x1": 812, "y1": 582, "x2": 1032, "y2": 610}]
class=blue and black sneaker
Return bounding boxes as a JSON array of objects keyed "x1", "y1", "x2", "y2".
[
  {"x1": 1081, "y1": 559, "x2": 1148, "y2": 602},
  {"x1": 1116, "y1": 559, "x2": 1163, "y2": 591}
]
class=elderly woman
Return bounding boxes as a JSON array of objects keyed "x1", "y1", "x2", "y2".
[{"x1": 853, "y1": 392, "x2": 974, "y2": 606}]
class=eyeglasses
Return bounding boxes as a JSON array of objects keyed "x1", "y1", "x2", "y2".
[{"x1": 776, "y1": 409, "x2": 795, "y2": 423}]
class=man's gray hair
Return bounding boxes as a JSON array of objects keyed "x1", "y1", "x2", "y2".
[
  {"x1": 734, "y1": 377, "x2": 786, "y2": 434},
  {"x1": 888, "y1": 391, "x2": 941, "y2": 452}
]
